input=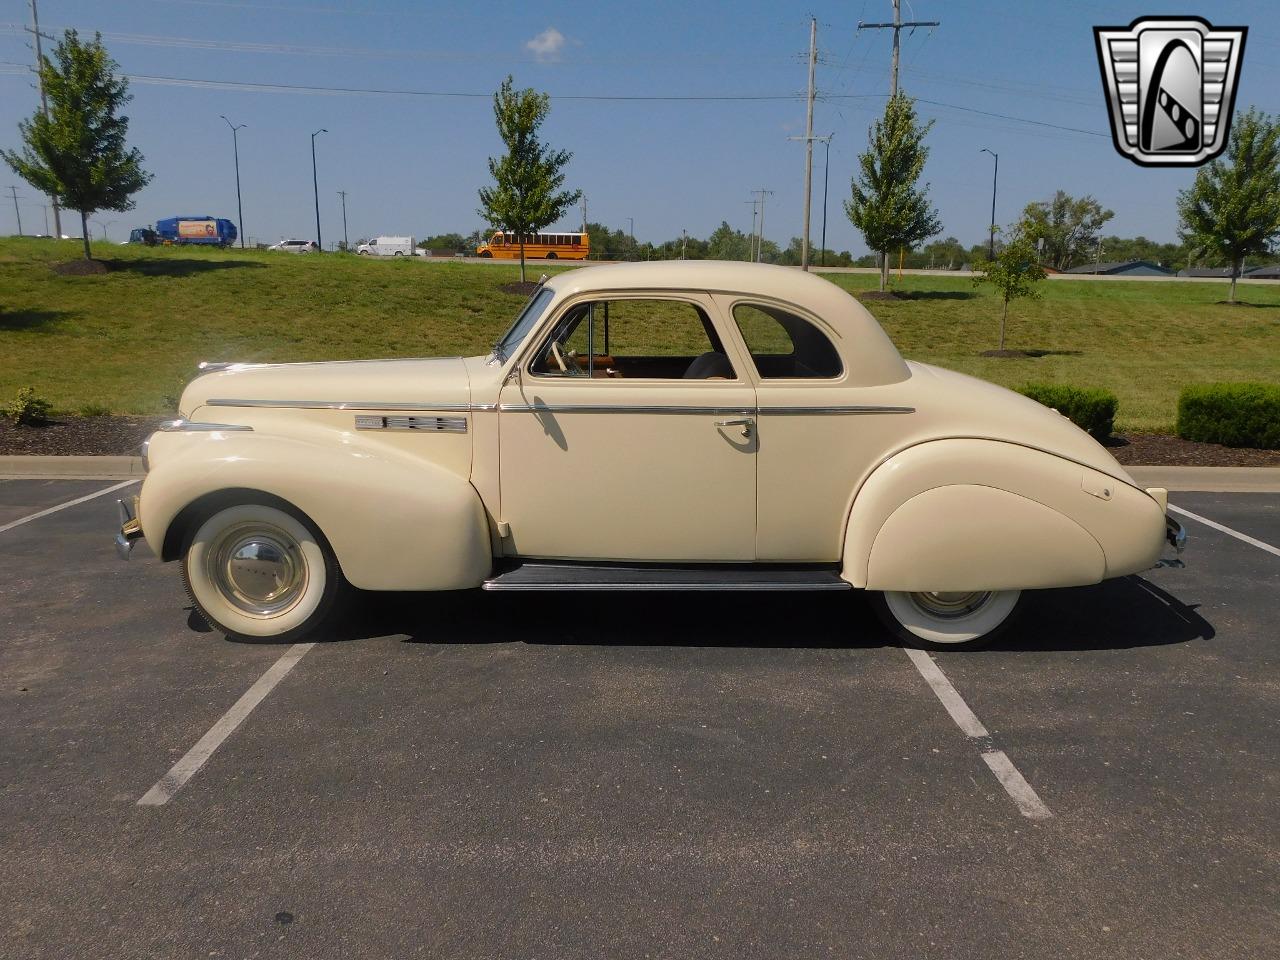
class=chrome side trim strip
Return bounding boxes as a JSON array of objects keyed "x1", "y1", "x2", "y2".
[
  {"x1": 497, "y1": 403, "x2": 914, "y2": 416},
  {"x1": 208, "y1": 398, "x2": 474, "y2": 412},
  {"x1": 158, "y1": 418, "x2": 254, "y2": 432},
  {"x1": 498, "y1": 404, "x2": 757, "y2": 416},
  {"x1": 758, "y1": 405, "x2": 915, "y2": 415},
  {"x1": 354, "y1": 414, "x2": 467, "y2": 433},
  {"x1": 205, "y1": 399, "x2": 913, "y2": 416}
]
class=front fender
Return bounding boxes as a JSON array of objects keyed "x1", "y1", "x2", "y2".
[
  {"x1": 842, "y1": 439, "x2": 1165, "y2": 591},
  {"x1": 139, "y1": 430, "x2": 491, "y2": 591}
]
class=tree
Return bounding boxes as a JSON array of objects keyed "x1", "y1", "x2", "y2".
[
  {"x1": 707, "y1": 221, "x2": 751, "y2": 261},
  {"x1": 845, "y1": 93, "x2": 942, "y2": 291},
  {"x1": 477, "y1": 76, "x2": 581, "y2": 282},
  {"x1": 1020, "y1": 190, "x2": 1114, "y2": 270},
  {"x1": 2, "y1": 31, "x2": 151, "y2": 260},
  {"x1": 971, "y1": 230, "x2": 1047, "y2": 351},
  {"x1": 1177, "y1": 108, "x2": 1280, "y2": 303}
]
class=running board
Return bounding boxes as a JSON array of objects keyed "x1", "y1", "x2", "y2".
[{"x1": 482, "y1": 561, "x2": 853, "y2": 592}]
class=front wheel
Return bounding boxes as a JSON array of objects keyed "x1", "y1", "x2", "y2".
[
  {"x1": 871, "y1": 589, "x2": 1022, "y2": 650},
  {"x1": 181, "y1": 502, "x2": 347, "y2": 642}
]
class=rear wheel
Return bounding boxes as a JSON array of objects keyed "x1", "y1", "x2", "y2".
[
  {"x1": 871, "y1": 589, "x2": 1022, "y2": 650},
  {"x1": 181, "y1": 502, "x2": 347, "y2": 642},
  {"x1": 545, "y1": 251, "x2": 557, "y2": 260}
]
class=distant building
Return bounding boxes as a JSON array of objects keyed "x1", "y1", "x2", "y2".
[
  {"x1": 1065, "y1": 260, "x2": 1173, "y2": 276},
  {"x1": 1245, "y1": 263, "x2": 1280, "y2": 280},
  {"x1": 1177, "y1": 266, "x2": 1237, "y2": 278}
]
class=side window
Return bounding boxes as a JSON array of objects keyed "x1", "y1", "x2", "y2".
[
  {"x1": 531, "y1": 299, "x2": 734, "y2": 380},
  {"x1": 732, "y1": 303, "x2": 842, "y2": 379}
]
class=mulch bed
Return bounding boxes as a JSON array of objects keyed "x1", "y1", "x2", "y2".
[
  {"x1": 498, "y1": 281, "x2": 543, "y2": 296},
  {"x1": 1106, "y1": 433, "x2": 1280, "y2": 467},
  {"x1": 2, "y1": 416, "x2": 1278, "y2": 466},
  {"x1": 0, "y1": 416, "x2": 166, "y2": 456},
  {"x1": 50, "y1": 259, "x2": 110, "y2": 276}
]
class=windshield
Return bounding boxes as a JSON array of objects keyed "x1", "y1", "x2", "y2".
[{"x1": 493, "y1": 287, "x2": 554, "y2": 361}]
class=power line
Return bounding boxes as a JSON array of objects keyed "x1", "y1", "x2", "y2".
[{"x1": 0, "y1": 61, "x2": 1108, "y2": 140}]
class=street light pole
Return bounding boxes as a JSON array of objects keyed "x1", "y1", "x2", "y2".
[
  {"x1": 980, "y1": 147, "x2": 998, "y2": 260},
  {"x1": 221, "y1": 116, "x2": 246, "y2": 248},
  {"x1": 311, "y1": 128, "x2": 328, "y2": 251}
]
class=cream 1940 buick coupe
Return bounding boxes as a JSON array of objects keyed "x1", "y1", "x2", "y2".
[{"x1": 115, "y1": 262, "x2": 1185, "y2": 649}]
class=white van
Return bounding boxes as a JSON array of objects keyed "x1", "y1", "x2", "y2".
[{"x1": 357, "y1": 236, "x2": 415, "y2": 256}]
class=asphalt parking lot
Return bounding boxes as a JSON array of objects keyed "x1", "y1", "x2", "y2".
[{"x1": 1, "y1": 478, "x2": 1276, "y2": 959}]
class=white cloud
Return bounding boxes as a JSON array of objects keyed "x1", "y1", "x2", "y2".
[{"x1": 525, "y1": 27, "x2": 568, "y2": 63}]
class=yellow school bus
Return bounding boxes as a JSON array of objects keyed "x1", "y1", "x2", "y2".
[{"x1": 476, "y1": 230, "x2": 590, "y2": 260}]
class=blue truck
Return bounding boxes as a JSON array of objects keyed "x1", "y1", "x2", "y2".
[{"x1": 130, "y1": 216, "x2": 238, "y2": 247}]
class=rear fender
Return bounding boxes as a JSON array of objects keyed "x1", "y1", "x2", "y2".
[
  {"x1": 842, "y1": 439, "x2": 1164, "y2": 591},
  {"x1": 140, "y1": 430, "x2": 491, "y2": 591}
]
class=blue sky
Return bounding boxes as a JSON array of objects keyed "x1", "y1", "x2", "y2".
[{"x1": 1, "y1": 1, "x2": 1276, "y2": 252}]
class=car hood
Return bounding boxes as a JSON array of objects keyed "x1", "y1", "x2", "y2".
[{"x1": 179, "y1": 357, "x2": 471, "y2": 417}]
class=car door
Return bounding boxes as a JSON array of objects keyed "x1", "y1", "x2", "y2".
[
  {"x1": 498, "y1": 293, "x2": 758, "y2": 562},
  {"x1": 716, "y1": 295, "x2": 914, "y2": 562}
]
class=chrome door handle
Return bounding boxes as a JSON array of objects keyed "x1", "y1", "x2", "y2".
[{"x1": 715, "y1": 417, "x2": 753, "y2": 438}]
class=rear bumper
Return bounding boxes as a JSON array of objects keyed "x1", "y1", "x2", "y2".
[{"x1": 114, "y1": 496, "x2": 143, "y2": 560}]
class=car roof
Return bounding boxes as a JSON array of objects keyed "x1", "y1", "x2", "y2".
[{"x1": 542, "y1": 260, "x2": 910, "y2": 386}]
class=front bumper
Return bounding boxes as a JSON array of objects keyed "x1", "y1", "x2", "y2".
[
  {"x1": 1166, "y1": 515, "x2": 1187, "y2": 553},
  {"x1": 115, "y1": 496, "x2": 143, "y2": 560}
]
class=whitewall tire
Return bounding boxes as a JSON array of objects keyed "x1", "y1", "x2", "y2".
[
  {"x1": 871, "y1": 589, "x2": 1022, "y2": 650},
  {"x1": 181, "y1": 502, "x2": 346, "y2": 642}
]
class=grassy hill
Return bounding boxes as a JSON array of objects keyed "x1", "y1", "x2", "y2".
[{"x1": 1, "y1": 236, "x2": 1277, "y2": 432}]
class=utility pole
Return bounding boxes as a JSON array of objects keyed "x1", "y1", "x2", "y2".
[
  {"x1": 26, "y1": 0, "x2": 61, "y2": 237},
  {"x1": 745, "y1": 198, "x2": 760, "y2": 261},
  {"x1": 800, "y1": 18, "x2": 818, "y2": 270},
  {"x1": 311, "y1": 128, "x2": 327, "y2": 251},
  {"x1": 858, "y1": 0, "x2": 940, "y2": 96},
  {"x1": 220, "y1": 116, "x2": 246, "y2": 248},
  {"x1": 980, "y1": 148, "x2": 998, "y2": 260},
  {"x1": 752, "y1": 189, "x2": 773, "y2": 262},
  {"x1": 8, "y1": 187, "x2": 22, "y2": 235},
  {"x1": 580, "y1": 195, "x2": 587, "y2": 231},
  {"x1": 336, "y1": 190, "x2": 349, "y2": 249},
  {"x1": 681, "y1": 228, "x2": 688, "y2": 260}
]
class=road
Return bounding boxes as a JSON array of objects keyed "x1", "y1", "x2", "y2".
[{"x1": 1, "y1": 479, "x2": 1276, "y2": 959}]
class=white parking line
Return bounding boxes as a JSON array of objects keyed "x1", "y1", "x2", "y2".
[
  {"x1": 1169, "y1": 504, "x2": 1280, "y2": 559},
  {"x1": 0, "y1": 479, "x2": 139, "y2": 535},
  {"x1": 138, "y1": 642, "x2": 315, "y2": 806},
  {"x1": 903, "y1": 647, "x2": 1052, "y2": 820}
]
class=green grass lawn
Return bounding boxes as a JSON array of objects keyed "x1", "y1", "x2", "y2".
[{"x1": 1, "y1": 236, "x2": 1277, "y2": 432}]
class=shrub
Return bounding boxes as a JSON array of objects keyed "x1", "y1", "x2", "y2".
[
  {"x1": 1176, "y1": 382, "x2": 1280, "y2": 449},
  {"x1": 1018, "y1": 383, "x2": 1118, "y2": 440},
  {"x1": 4, "y1": 386, "x2": 53, "y2": 426}
]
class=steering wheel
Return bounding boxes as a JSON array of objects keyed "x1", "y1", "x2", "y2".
[{"x1": 549, "y1": 341, "x2": 585, "y2": 377}]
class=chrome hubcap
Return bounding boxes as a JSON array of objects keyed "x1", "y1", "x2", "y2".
[
  {"x1": 208, "y1": 523, "x2": 307, "y2": 617},
  {"x1": 909, "y1": 591, "x2": 992, "y2": 620}
]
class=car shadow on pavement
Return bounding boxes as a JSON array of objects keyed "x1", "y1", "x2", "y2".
[
  {"x1": 269, "y1": 573, "x2": 1212, "y2": 653},
  {"x1": 987, "y1": 576, "x2": 1214, "y2": 652}
]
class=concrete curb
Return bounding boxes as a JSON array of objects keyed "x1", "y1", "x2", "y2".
[
  {"x1": 0, "y1": 455, "x2": 145, "y2": 480},
  {"x1": 1, "y1": 456, "x2": 1278, "y2": 491},
  {"x1": 1127, "y1": 466, "x2": 1280, "y2": 493}
]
